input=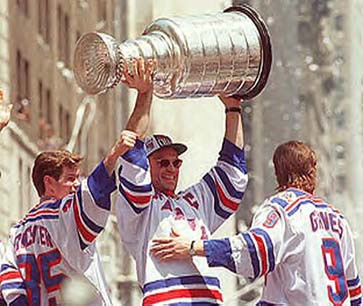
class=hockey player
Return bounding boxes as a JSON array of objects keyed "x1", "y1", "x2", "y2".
[
  {"x1": 151, "y1": 140, "x2": 362, "y2": 306},
  {"x1": 0, "y1": 240, "x2": 27, "y2": 305},
  {"x1": 115, "y1": 58, "x2": 248, "y2": 304},
  {"x1": 0, "y1": 130, "x2": 138, "y2": 305}
]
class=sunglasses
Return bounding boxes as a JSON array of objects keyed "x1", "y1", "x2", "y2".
[{"x1": 156, "y1": 159, "x2": 183, "y2": 168}]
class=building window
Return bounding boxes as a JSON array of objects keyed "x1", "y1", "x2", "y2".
[
  {"x1": 97, "y1": 0, "x2": 107, "y2": 22},
  {"x1": 65, "y1": 111, "x2": 71, "y2": 141},
  {"x1": 18, "y1": 158, "x2": 24, "y2": 217},
  {"x1": 46, "y1": 89, "x2": 52, "y2": 126},
  {"x1": 15, "y1": 50, "x2": 31, "y2": 121},
  {"x1": 59, "y1": 104, "x2": 64, "y2": 138},
  {"x1": 38, "y1": 0, "x2": 51, "y2": 45},
  {"x1": 59, "y1": 105, "x2": 71, "y2": 142},
  {"x1": 17, "y1": 0, "x2": 29, "y2": 17},
  {"x1": 57, "y1": 5, "x2": 70, "y2": 67},
  {"x1": 336, "y1": 175, "x2": 346, "y2": 194},
  {"x1": 38, "y1": 80, "x2": 45, "y2": 138}
]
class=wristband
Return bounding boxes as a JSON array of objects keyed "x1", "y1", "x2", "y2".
[{"x1": 225, "y1": 107, "x2": 242, "y2": 114}]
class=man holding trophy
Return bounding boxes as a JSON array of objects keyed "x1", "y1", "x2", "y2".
[
  {"x1": 114, "y1": 57, "x2": 248, "y2": 305},
  {"x1": 73, "y1": 4, "x2": 272, "y2": 304}
]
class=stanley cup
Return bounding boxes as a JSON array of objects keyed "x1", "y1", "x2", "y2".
[{"x1": 73, "y1": 4, "x2": 272, "y2": 100}]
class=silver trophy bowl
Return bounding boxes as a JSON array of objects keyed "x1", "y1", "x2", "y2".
[{"x1": 73, "y1": 4, "x2": 272, "y2": 100}]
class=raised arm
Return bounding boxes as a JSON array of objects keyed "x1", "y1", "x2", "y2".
[
  {"x1": 219, "y1": 95, "x2": 244, "y2": 149},
  {"x1": 123, "y1": 58, "x2": 155, "y2": 136}
]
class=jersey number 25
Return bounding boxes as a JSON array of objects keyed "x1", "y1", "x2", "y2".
[{"x1": 17, "y1": 249, "x2": 65, "y2": 306}]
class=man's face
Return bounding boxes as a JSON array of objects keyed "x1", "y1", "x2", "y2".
[
  {"x1": 148, "y1": 147, "x2": 182, "y2": 194},
  {"x1": 48, "y1": 165, "x2": 81, "y2": 199}
]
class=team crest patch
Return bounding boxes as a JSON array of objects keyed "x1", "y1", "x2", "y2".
[
  {"x1": 263, "y1": 209, "x2": 280, "y2": 228},
  {"x1": 281, "y1": 192, "x2": 294, "y2": 203}
]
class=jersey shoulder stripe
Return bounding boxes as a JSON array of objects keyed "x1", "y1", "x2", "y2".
[
  {"x1": 14, "y1": 199, "x2": 61, "y2": 228},
  {"x1": 214, "y1": 166, "x2": 245, "y2": 199},
  {"x1": 118, "y1": 185, "x2": 148, "y2": 214},
  {"x1": 203, "y1": 173, "x2": 231, "y2": 219},
  {"x1": 269, "y1": 189, "x2": 345, "y2": 218}
]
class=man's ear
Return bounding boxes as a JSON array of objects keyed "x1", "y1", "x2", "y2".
[{"x1": 43, "y1": 175, "x2": 56, "y2": 194}]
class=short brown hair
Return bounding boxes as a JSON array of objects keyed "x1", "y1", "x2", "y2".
[
  {"x1": 32, "y1": 150, "x2": 83, "y2": 196},
  {"x1": 273, "y1": 140, "x2": 317, "y2": 194}
]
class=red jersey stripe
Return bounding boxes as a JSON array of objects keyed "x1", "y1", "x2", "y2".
[{"x1": 142, "y1": 288, "x2": 223, "y2": 306}]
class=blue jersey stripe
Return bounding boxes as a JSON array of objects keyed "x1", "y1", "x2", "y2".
[
  {"x1": 14, "y1": 214, "x2": 59, "y2": 228},
  {"x1": 242, "y1": 232, "x2": 260, "y2": 279},
  {"x1": 256, "y1": 301, "x2": 276, "y2": 306},
  {"x1": 1, "y1": 282, "x2": 26, "y2": 290},
  {"x1": 204, "y1": 239, "x2": 236, "y2": 272},
  {"x1": 31, "y1": 199, "x2": 62, "y2": 212},
  {"x1": 203, "y1": 173, "x2": 231, "y2": 219},
  {"x1": 120, "y1": 176, "x2": 152, "y2": 193},
  {"x1": 347, "y1": 276, "x2": 361, "y2": 287},
  {"x1": 143, "y1": 275, "x2": 221, "y2": 293},
  {"x1": 270, "y1": 197, "x2": 289, "y2": 208},
  {"x1": 287, "y1": 199, "x2": 332, "y2": 216},
  {"x1": 251, "y1": 228, "x2": 275, "y2": 273},
  {"x1": 215, "y1": 167, "x2": 244, "y2": 199},
  {"x1": 351, "y1": 299, "x2": 362, "y2": 306},
  {"x1": 218, "y1": 138, "x2": 247, "y2": 174},
  {"x1": 8, "y1": 295, "x2": 28, "y2": 306},
  {"x1": 121, "y1": 139, "x2": 149, "y2": 171},
  {"x1": 169, "y1": 303, "x2": 221, "y2": 306},
  {"x1": 86, "y1": 162, "x2": 116, "y2": 211},
  {"x1": 286, "y1": 188, "x2": 308, "y2": 197},
  {"x1": 78, "y1": 232, "x2": 88, "y2": 250},
  {"x1": 0, "y1": 264, "x2": 17, "y2": 271},
  {"x1": 76, "y1": 190, "x2": 103, "y2": 234}
]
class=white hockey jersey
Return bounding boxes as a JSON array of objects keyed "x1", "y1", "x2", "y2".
[
  {"x1": 0, "y1": 240, "x2": 27, "y2": 305},
  {"x1": 204, "y1": 187, "x2": 362, "y2": 306},
  {"x1": 0, "y1": 162, "x2": 116, "y2": 306},
  {"x1": 115, "y1": 138, "x2": 248, "y2": 305}
]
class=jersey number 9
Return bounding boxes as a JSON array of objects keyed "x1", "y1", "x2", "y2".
[{"x1": 321, "y1": 238, "x2": 348, "y2": 305}]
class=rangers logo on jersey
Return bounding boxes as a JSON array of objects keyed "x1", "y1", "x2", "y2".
[{"x1": 263, "y1": 209, "x2": 280, "y2": 228}]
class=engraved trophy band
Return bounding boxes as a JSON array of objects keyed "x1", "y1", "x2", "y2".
[{"x1": 73, "y1": 4, "x2": 272, "y2": 100}]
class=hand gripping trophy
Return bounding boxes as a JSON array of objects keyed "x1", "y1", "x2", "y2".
[{"x1": 73, "y1": 4, "x2": 272, "y2": 100}]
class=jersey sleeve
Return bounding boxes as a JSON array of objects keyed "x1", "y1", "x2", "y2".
[
  {"x1": 21, "y1": 160, "x2": 117, "y2": 260},
  {"x1": 343, "y1": 223, "x2": 362, "y2": 305},
  {"x1": 0, "y1": 241, "x2": 28, "y2": 305},
  {"x1": 115, "y1": 139, "x2": 153, "y2": 256},
  {"x1": 183, "y1": 138, "x2": 248, "y2": 233},
  {"x1": 204, "y1": 202, "x2": 293, "y2": 280},
  {"x1": 117, "y1": 139, "x2": 153, "y2": 214}
]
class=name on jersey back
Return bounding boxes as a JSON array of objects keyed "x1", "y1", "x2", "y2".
[
  {"x1": 14, "y1": 225, "x2": 54, "y2": 251},
  {"x1": 309, "y1": 210, "x2": 343, "y2": 238}
]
